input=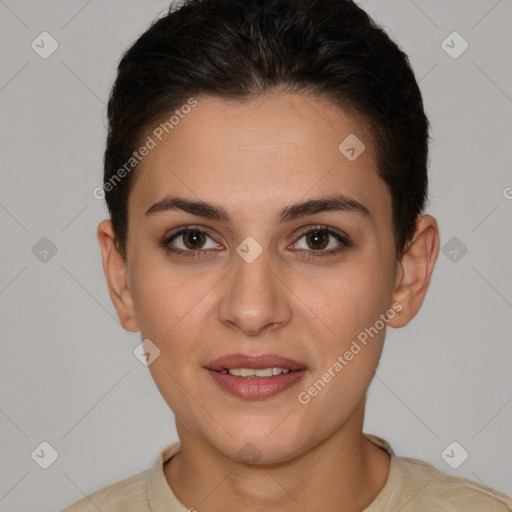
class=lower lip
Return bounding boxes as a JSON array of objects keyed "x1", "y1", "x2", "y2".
[{"x1": 205, "y1": 368, "x2": 307, "y2": 400}]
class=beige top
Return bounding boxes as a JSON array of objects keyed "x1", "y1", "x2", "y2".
[{"x1": 62, "y1": 433, "x2": 512, "y2": 511}]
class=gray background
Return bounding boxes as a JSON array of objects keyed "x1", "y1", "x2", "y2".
[{"x1": 1, "y1": 1, "x2": 511, "y2": 510}]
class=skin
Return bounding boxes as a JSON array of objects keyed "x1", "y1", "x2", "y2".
[{"x1": 98, "y1": 93, "x2": 439, "y2": 512}]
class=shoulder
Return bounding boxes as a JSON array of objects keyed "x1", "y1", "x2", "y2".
[
  {"x1": 60, "y1": 441, "x2": 183, "y2": 512},
  {"x1": 61, "y1": 469, "x2": 150, "y2": 512},
  {"x1": 396, "y1": 455, "x2": 512, "y2": 511}
]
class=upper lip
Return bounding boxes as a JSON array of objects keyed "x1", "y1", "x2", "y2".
[{"x1": 206, "y1": 353, "x2": 307, "y2": 371}]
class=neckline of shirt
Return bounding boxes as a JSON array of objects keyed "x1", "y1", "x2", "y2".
[{"x1": 145, "y1": 432, "x2": 401, "y2": 511}]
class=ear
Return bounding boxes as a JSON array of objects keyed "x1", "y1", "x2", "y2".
[
  {"x1": 388, "y1": 215, "x2": 440, "y2": 328},
  {"x1": 97, "y1": 219, "x2": 139, "y2": 332}
]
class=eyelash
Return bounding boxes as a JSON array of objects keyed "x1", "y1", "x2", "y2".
[{"x1": 159, "y1": 224, "x2": 352, "y2": 260}]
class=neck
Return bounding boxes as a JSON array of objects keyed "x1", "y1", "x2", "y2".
[{"x1": 164, "y1": 399, "x2": 390, "y2": 512}]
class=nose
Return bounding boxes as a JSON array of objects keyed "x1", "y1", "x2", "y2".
[{"x1": 218, "y1": 245, "x2": 292, "y2": 336}]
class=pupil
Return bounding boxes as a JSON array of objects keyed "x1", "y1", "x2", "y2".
[
  {"x1": 307, "y1": 230, "x2": 328, "y2": 250},
  {"x1": 184, "y1": 230, "x2": 205, "y2": 249}
]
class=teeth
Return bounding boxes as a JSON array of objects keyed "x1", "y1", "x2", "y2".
[
  {"x1": 255, "y1": 368, "x2": 273, "y2": 377},
  {"x1": 226, "y1": 367, "x2": 292, "y2": 378}
]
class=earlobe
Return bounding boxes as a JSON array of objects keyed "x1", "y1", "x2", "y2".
[
  {"x1": 388, "y1": 215, "x2": 440, "y2": 328},
  {"x1": 97, "y1": 219, "x2": 139, "y2": 332}
]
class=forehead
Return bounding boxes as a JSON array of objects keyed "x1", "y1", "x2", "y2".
[{"x1": 128, "y1": 93, "x2": 390, "y2": 226}]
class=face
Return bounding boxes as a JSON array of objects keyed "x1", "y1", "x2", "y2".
[{"x1": 110, "y1": 93, "x2": 404, "y2": 463}]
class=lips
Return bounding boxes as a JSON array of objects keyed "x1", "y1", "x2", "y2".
[
  {"x1": 204, "y1": 353, "x2": 307, "y2": 400},
  {"x1": 205, "y1": 353, "x2": 307, "y2": 372}
]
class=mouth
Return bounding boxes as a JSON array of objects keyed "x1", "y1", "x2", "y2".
[
  {"x1": 205, "y1": 353, "x2": 307, "y2": 400},
  {"x1": 217, "y1": 367, "x2": 296, "y2": 377}
]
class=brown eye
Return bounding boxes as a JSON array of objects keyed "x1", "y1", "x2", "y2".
[
  {"x1": 291, "y1": 225, "x2": 351, "y2": 259},
  {"x1": 305, "y1": 230, "x2": 329, "y2": 250},
  {"x1": 182, "y1": 230, "x2": 207, "y2": 249},
  {"x1": 161, "y1": 226, "x2": 221, "y2": 258}
]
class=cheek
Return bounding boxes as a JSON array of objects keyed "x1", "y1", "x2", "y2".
[
  {"x1": 130, "y1": 257, "x2": 201, "y2": 340},
  {"x1": 130, "y1": 261, "x2": 217, "y2": 397},
  {"x1": 296, "y1": 314, "x2": 387, "y2": 435},
  {"x1": 304, "y1": 259, "x2": 393, "y2": 345},
  {"x1": 294, "y1": 256, "x2": 392, "y2": 411}
]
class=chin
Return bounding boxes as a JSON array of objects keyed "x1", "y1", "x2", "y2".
[{"x1": 206, "y1": 423, "x2": 309, "y2": 465}]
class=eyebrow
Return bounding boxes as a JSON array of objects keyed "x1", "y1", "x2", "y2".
[{"x1": 144, "y1": 194, "x2": 371, "y2": 223}]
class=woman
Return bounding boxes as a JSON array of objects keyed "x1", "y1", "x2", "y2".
[{"x1": 63, "y1": 0, "x2": 512, "y2": 510}]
